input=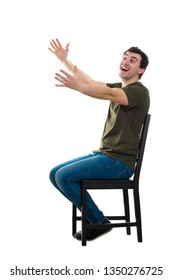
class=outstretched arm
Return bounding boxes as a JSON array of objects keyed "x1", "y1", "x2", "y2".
[
  {"x1": 55, "y1": 67, "x2": 128, "y2": 106},
  {"x1": 48, "y1": 38, "x2": 105, "y2": 85}
]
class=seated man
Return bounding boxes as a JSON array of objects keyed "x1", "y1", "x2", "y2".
[{"x1": 48, "y1": 38, "x2": 150, "y2": 241}]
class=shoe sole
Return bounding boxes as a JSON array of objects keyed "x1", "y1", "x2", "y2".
[{"x1": 73, "y1": 227, "x2": 113, "y2": 241}]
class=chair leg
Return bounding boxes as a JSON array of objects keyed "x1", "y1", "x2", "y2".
[
  {"x1": 133, "y1": 188, "x2": 142, "y2": 242},
  {"x1": 81, "y1": 186, "x2": 87, "y2": 246},
  {"x1": 72, "y1": 204, "x2": 77, "y2": 235},
  {"x1": 123, "y1": 189, "x2": 131, "y2": 235}
]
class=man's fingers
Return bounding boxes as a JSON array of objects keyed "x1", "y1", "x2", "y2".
[
  {"x1": 55, "y1": 73, "x2": 69, "y2": 83},
  {"x1": 48, "y1": 47, "x2": 54, "y2": 53},
  {"x1": 56, "y1": 38, "x2": 62, "y2": 47},
  {"x1": 60, "y1": 69, "x2": 71, "y2": 78},
  {"x1": 50, "y1": 39, "x2": 58, "y2": 49},
  {"x1": 66, "y1": 43, "x2": 70, "y2": 51},
  {"x1": 55, "y1": 73, "x2": 67, "y2": 87},
  {"x1": 55, "y1": 84, "x2": 65, "y2": 87}
]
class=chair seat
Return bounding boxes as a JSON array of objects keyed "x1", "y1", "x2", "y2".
[{"x1": 82, "y1": 179, "x2": 135, "y2": 189}]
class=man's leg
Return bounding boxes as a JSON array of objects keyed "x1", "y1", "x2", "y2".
[
  {"x1": 50, "y1": 153, "x2": 133, "y2": 240},
  {"x1": 54, "y1": 154, "x2": 133, "y2": 217}
]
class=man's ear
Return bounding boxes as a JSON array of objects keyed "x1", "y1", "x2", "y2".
[{"x1": 138, "y1": 68, "x2": 145, "y2": 75}]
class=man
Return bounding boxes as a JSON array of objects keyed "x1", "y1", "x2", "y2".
[{"x1": 48, "y1": 38, "x2": 150, "y2": 241}]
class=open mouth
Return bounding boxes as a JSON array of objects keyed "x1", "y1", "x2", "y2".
[{"x1": 121, "y1": 65, "x2": 129, "y2": 72}]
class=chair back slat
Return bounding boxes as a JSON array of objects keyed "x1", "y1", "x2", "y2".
[{"x1": 134, "y1": 114, "x2": 151, "y2": 182}]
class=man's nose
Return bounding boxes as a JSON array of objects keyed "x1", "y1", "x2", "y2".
[{"x1": 125, "y1": 60, "x2": 130, "y2": 67}]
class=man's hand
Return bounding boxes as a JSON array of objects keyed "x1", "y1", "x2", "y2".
[
  {"x1": 55, "y1": 66, "x2": 85, "y2": 92},
  {"x1": 48, "y1": 38, "x2": 70, "y2": 62}
]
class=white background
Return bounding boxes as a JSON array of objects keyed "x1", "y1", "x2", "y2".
[{"x1": 0, "y1": 0, "x2": 172, "y2": 279}]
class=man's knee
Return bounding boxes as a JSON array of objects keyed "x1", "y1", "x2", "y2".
[
  {"x1": 49, "y1": 168, "x2": 57, "y2": 185},
  {"x1": 54, "y1": 167, "x2": 71, "y2": 186}
]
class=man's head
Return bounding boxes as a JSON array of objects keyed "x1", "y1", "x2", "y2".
[{"x1": 119, "y1": 47, "x2": 149, "y2": 81}]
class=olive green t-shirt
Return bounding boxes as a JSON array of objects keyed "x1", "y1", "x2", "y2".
[{"x1": 93, "y1": 82, "x2": 150, "y2": 170}]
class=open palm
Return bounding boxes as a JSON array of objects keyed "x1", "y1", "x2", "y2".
[{"x1": 48, "y1": 38, "x2": 70, "y2": 62}]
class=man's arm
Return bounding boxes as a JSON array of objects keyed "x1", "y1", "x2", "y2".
[
  {"x1": 48, "y1": 38, "x2": 105, "y2": 85},
  {"x1": 64, "y1": 58, "x2": 106, "y2": 86},
  {"x1": 55, "y1": 67, "x2": 128, "y2": 106}
]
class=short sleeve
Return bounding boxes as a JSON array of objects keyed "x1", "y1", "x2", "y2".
[
  {"x1": 122, "y1": 83, "x2": 149, "y2": 108},
  {"x1": 107, "y1": 82, "x2": 122, "y2": 88}
]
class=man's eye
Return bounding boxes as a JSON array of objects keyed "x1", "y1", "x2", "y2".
[{"x1": 130, "y1": 59, "x2": 136, "y2": 63}]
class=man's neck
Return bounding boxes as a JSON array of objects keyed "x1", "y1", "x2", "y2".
[{"x1": 122, "y1": 77, "x2": 139, "y2": 87}]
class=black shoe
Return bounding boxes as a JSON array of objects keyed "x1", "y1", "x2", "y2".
[{"x1": 73, "y1": 218, "x2": 112, "y2": 241}]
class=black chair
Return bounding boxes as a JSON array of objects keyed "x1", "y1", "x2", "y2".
[{"x1": 72, "y1": 114, "x2": 151, "y2": 246}]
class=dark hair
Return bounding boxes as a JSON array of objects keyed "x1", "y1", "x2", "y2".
[{"x1": 124, "y1": 46, "x2": 149, "y2": 79}]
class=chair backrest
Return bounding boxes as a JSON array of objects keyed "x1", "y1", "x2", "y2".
[{"x1": 133, "y1": 113, "x2": 151, "y2": 183}]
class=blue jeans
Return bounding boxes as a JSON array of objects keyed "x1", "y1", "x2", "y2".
[{"x1": 49, "y1": 153, "x2": 133, "y2": 224}]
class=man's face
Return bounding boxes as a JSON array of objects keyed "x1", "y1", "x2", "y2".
[{"x1": 119, "y1": 51, "x2": 145, "y2": 81}]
